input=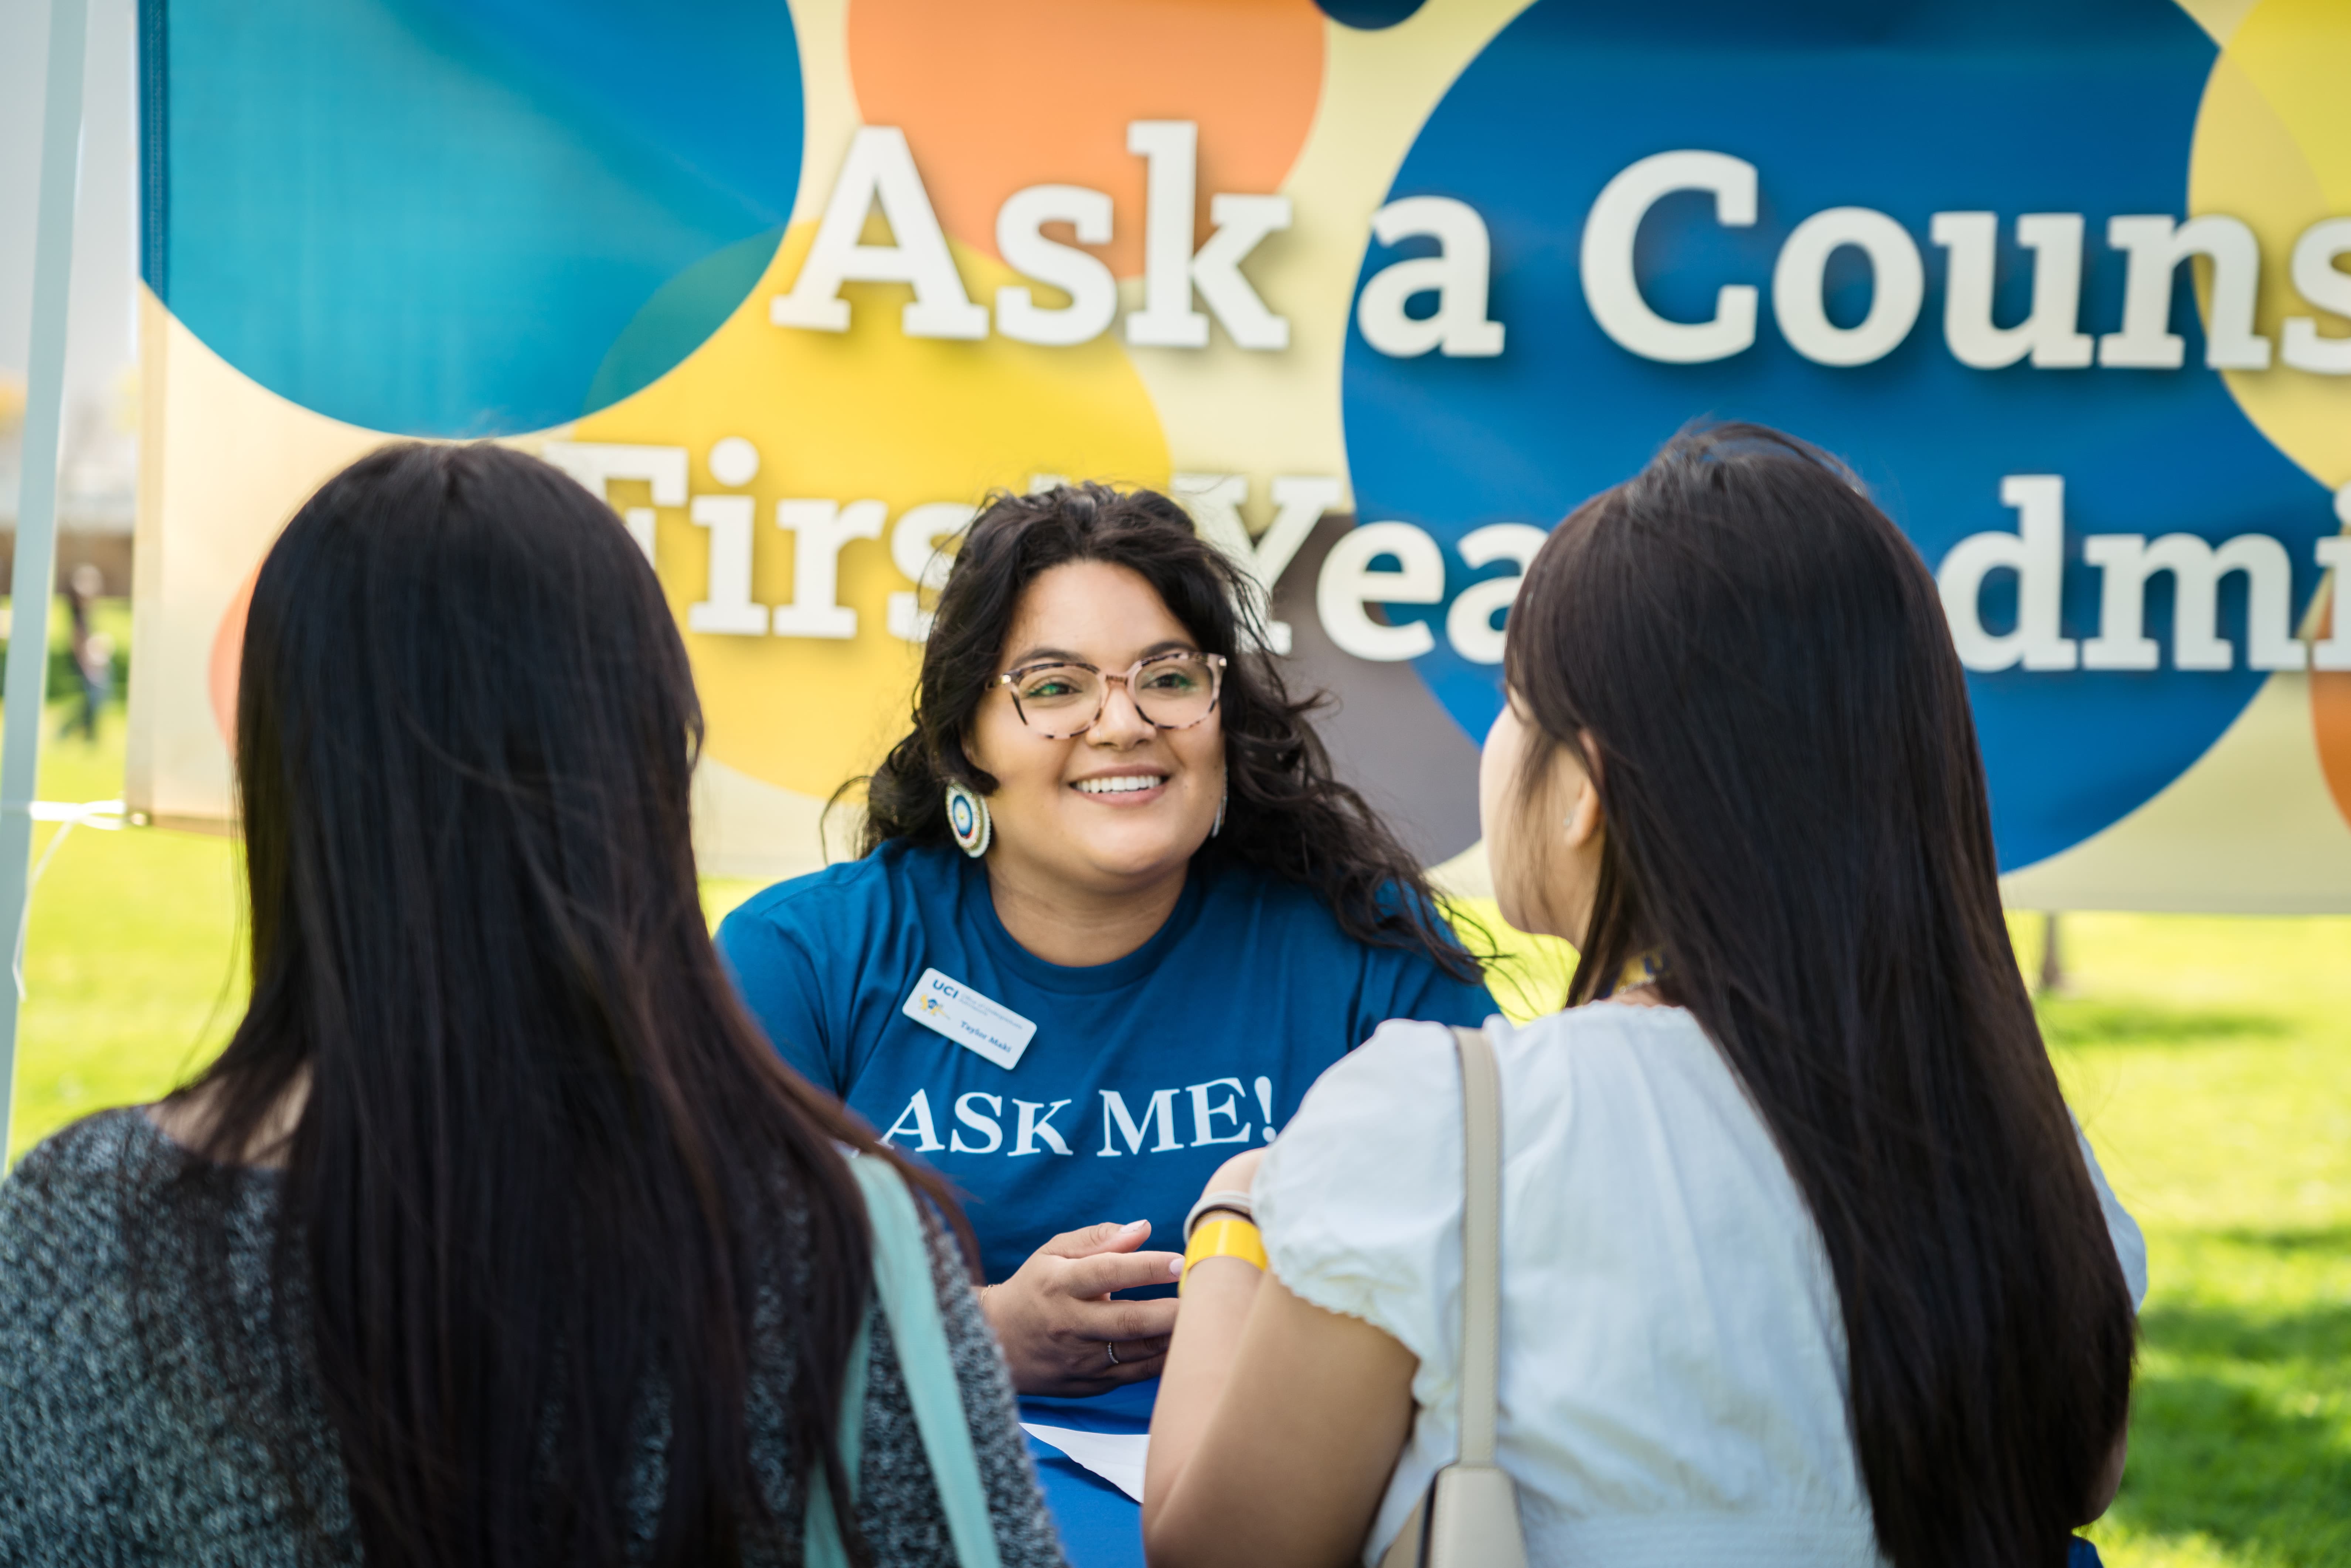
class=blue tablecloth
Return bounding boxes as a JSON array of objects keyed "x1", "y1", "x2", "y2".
[{"x1": 1018, "y1": 1380, "x2": 1156, "y2": 1568}]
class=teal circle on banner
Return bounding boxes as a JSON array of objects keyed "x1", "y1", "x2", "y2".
[{"x1": 151, "y1": 0, "x2": 802, "y2": 436}]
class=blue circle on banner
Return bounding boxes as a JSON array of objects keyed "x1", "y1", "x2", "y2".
[
  {"x1": 154, "y1": 0, "x2": 802, "y2": 436},
  {"x1": 1341, "y1": 0, "x2": 2333, "y2": 873}
]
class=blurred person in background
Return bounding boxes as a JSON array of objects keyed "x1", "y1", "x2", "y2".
[
  {"x1": 56, "y1": 562, "x2": 111, "y2": 744},
  {"x1": 0, "y1": 443, "x2": 1063, "y2": 1568},
  {"x1": 1145, "y1": 426, "x2": 2143, "y2": 1568},
  {"x1": 718, "y1": 483, "x2": 1497, "y2": 1398}
]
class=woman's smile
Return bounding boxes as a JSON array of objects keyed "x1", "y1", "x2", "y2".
[{"x1": 1071, "y1": 769, "x2": 1171, "y2": 803}]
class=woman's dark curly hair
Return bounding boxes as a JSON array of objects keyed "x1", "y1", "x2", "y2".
[{"x1": 856, "y1": 482, "x2": 1483, "y2": 983}]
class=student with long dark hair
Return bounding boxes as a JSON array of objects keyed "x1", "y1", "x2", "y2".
[
  {"x1": 0, "y1": 443, "x2": 1062, "y2": 1568},
  {"x1": 717, "y1": 483, "x2": 1493, "y2": 1397},
  {"x1": 1144, "y1": 426, "x2": 2144, "y2": 1568}
]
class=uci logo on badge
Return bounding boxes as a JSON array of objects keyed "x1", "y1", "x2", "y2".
[{"x1": 901, "y1": 968, "x2": 1038, "y2": 1071}]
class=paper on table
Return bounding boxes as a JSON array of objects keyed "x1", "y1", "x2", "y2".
[{"x1": 1021, "y1": 1423, "x2": 1149, "y2": 1503}]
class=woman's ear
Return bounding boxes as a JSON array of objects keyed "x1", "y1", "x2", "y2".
[
  {"x1": 955, "y1": 726, "x2": 990, "y2": 780},
  {"x1": 1561, "y1": 731, "x2": 1606, "y2": 850}
]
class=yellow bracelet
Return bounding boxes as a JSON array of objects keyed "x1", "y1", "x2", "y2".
[{"x1": 1180, "y1": 1215, "x2": 1268, "y2": 1293}]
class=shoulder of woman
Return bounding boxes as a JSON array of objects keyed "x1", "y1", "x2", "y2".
[
  {"x1": 1255, "y1": 1019, "x2": 1467, "y2": 1224},
  {"x1": 2, "y1": 1107, "x2": 166, "y2": 1210},
  {"x1": 1252, "y1": 1020, "x2": 1470, "y2": 1353},
  {"x1": 1296, "y1": 1014, "x2": 1464, "y2": 1109},
  {"x1": 1241, "y1": 870, "x2": 1439, "y2": 931},
  {"x1": 1253, "y1": 1009, "x2": 1704, "y2": 1326},
  {"x1": 0, "y1": 1110, "x2": 165, "y2": 1343},
  {"x1": 1201, "y1": 862, "x2": 1470, "y2": 965},
  {"x1": 1269, "y1": 1005, "x2": 1706, "y2": 1166},
  {"x1": 0, "y1": 1113, "x2": 186, "y2": 1555},
  {"x1": 17, "y1": 1097, "x2": 186, "y2": 1188},
  {"x1": 718, "y1": 841, "x2": 945, "y2": 944}
]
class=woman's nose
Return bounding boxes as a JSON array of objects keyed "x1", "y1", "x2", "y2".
[{"x1": 1086, "y1": 681, "x2": 1155, "y2": 744}]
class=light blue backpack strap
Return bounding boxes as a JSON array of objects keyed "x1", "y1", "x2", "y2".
[
  {"x1": 847, "y1": 1154, "x2": 1007, "y2": 1568},
  {"x1": 801, "y1": 1305, "x2": 872, "y2": 1567}
]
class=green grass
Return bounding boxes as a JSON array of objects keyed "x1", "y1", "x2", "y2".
[
  {"x1": 2025, "y1": 914, "x2": 2351, "y2": 1568},
  {"x1": 4, "y1": 713, "x2": 2347, "y2": 1564},
  {"x1": 5, "y1": 703, "x2": 249, "y2": 1150}
]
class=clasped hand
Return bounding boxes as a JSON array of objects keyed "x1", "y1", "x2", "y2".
[{"x1": 980, "y1": 1219, "x2": 1186, "y2": 1396}]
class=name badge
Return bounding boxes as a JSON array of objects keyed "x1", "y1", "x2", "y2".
[{"x1": 901, "y1": 968, "x2": 1037, "y2": 1071}]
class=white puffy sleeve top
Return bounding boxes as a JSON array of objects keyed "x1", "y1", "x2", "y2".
[{"x1": 1252, "y1": 1003, "x2": 2146, "y2": 1568}]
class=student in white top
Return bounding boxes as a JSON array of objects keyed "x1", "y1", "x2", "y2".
[{"x1": 1142, "y1": 424, "x2": 2144, "y2": 1568}]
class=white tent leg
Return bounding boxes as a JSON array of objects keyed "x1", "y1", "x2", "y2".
[{"x1": 0, "y1": 0, "x2": 92, "y2": 1165}]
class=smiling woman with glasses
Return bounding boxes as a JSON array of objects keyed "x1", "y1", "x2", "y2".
[{"x1": 714, "y1": 483, "x2": 1494, "y2": 1473}]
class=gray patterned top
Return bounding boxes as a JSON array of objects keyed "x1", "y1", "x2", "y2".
[{"x1": 0, "y1": 1110, "x2": 1066, "y2": 1568}]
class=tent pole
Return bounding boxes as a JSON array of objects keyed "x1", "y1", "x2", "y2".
[{"x1": 0, "y1": 0, "x2": 92, "y2": 1164}]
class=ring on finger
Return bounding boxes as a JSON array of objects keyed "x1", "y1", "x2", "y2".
[{"x1": 1106, "y1": 1341, "x2": 1120, "y2": 1367}]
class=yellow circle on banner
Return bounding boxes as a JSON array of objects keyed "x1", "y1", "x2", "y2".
[
  {"x1": 2188, "y1": 0, "x2": 2351, "y2": 492},
  {"x1": 2186, "y1": 0, "x2": 2351, "y2": 827},
  {"x1": 573, "y1": 222, "x2": 1171, "y2": 799}
]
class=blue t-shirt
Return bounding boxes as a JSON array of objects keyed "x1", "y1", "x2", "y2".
[{"x1": 716, "y1": 840, "x2": 1497, "y2": 1284}]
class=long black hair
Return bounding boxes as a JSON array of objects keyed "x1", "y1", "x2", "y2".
[
  {"x1": 143, "y1": 442, "x2": 955, "y2": 1567},
  {"x1": 859, "y1": 481, "x2": 1480, "y2": 982},
  {"x1": 1502, "y1": 425, "x2": 2135, "y2": 1568}
]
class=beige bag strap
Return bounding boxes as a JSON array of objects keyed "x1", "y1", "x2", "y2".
[
  {"x1": 1450, "y1": 1024, "x2": 1503, "y2": 1467},
  {"x1": 1372, "y1": 1024, "x2": 1526, "y2": 1568}
]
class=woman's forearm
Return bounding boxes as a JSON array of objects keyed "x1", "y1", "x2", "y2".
[
  {"x1": 1147, "y1": 1147, "x2": 1419, "y2": 1567},
  {"x1": 1143, "y1": 1256, "x2": 1264, "y2": 1524},
  {"x1": 1144, "y1": 1268, "x2": 1419, "y2": 1568}
]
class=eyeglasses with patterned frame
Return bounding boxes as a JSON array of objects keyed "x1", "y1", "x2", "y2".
[{"x1": 989, "y1": 650, "x2": 1227, "y2": 739}]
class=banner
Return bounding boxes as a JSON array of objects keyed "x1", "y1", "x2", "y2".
[{"x1": 130, "y1": 0, "x2": 2351, "y2": 910}]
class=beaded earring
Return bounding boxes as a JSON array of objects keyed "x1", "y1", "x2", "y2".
[{"x1": 945, "y1": 779, "x2": 992, "y2": 858}]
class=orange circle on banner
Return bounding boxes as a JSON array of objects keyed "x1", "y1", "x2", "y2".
[
  {"x1": 847, "y1": 0, "x2": 1327, "y2": 277},
  {"x1": 209, "y1": 567, "x2": 258, "y2": 749}
]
